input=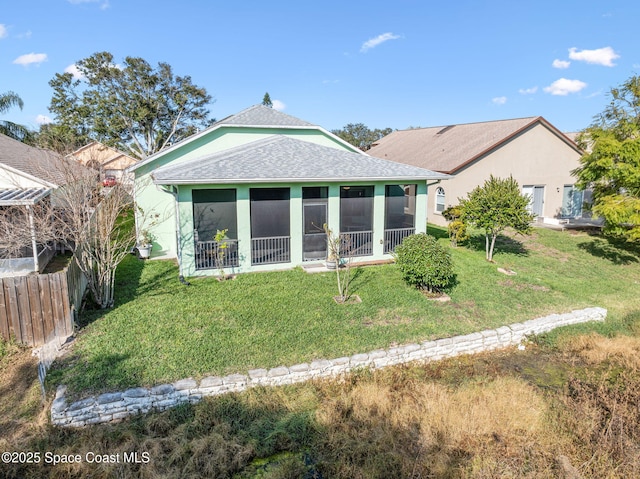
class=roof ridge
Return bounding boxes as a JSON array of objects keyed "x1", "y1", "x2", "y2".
[{"x1": 400, "y1": 116, "x2": 540, "y2": 131}]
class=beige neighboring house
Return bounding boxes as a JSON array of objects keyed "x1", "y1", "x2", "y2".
[
  {"x1": 68, "y1": 141, "x2": 138, "y2": 183},
  {"x1": 369, "y1": 116, "x2": 587, "y2": 227}
]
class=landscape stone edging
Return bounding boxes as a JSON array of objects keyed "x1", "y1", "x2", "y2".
[{"x1": 51, "y1": 307, "x2": 607, "y2": 427}]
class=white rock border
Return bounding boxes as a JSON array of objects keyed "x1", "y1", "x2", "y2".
[{"x1": 51, "y1": 307, "x2": 607, "y2": 427}]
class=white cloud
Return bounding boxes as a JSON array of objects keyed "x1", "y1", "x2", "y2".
[
  {"x1": 0, "y1": 24, "x2": 7, "y2": 39},
  {"x1": 272, "y1": 100, "x2": 286, "y2": 111},
  {"x1": 13, "y1": 52, "x2": 48, "y2": 66},
  {"x1": 519, "y1": 86, "x2": 538, "y2": 95},
  {"x1": 36, "y1": 115, "x2": 52, "y2": 125},
  {"x1": 568, "y1": 47, "x2": 619, "y2": 67},
  {"x1": 64, "y1": 64, "x2": 84, "y2": 79},
  {"x1": 68, "y1": 0, "x2": 110, "y2": 9},
  {"x1": 543, "y1": 78, "x2": 587, "y2": 96},
  {"x1": 360, "y1": 32, "x2": 400, "y2": 53},
  {"x1": 552, "y1": 59, "x2": 570, "y2": 69},
  {"x1": 492, "y1": 96, "x2": 507, "y2": 105}
]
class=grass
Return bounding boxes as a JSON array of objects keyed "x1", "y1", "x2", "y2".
[
  {"x1": 48, "y1": 225, "x2": 640, "y2": 397},
  {"x1": 4, "y1": 329, "x2": 640, "y2": 478}
]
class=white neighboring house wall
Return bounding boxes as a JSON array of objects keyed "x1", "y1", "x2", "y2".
[{"x1": 0, "y1": 163, "x2": 54, "y2": 189}]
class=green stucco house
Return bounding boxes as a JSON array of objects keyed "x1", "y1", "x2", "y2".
[{"x1": 129, "y1": 105, "x2": 448, "y2": 277}]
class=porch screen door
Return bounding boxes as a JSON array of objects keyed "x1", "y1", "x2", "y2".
[{"x1": 302, "y1": 187, "x2": 328, "y2": 261}]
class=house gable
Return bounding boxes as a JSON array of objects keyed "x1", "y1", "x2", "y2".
[
  {"x1": 69, "y1": 141, "x2": 138, "y2": 170},
  {"x1": 369, "y1": 117, "x2": 581, "y2": 174},
  {"x1": 131, "y1": 105, "x2": 361, "y2": 176}
]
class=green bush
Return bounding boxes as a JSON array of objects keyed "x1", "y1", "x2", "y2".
[
  {"x1": 442, "y1": 205, "x2": 469, "y2": 247},
  {"x1": 394, "y1": 233, "x2": 454, "y2": 292}
]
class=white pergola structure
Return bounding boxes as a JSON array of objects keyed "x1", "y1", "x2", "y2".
[{"x1": 0, "y1": 187, "x2": 52, "y2": 275}]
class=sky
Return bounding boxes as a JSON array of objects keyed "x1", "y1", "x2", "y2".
[{"x1": 1, "y1": 0, "x2": 639, "y2": 136}]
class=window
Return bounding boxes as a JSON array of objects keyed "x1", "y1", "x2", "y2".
[
  {"x1": 561, "y1": 185, "x2": 584, "y2": 218},
  {"x1": 192, "y1": 189, "x2": 237, "y2": 241},
  {"x1": 435, "y1": 187, "x2": 445, "y2": 213},
  {"x1": 340, "y1": 186, "x2": 374, "y2": 232},
  {"x1": 250, "y1": 188, "x2": 291, "y2": 265},
  {"x1": 250, "y1": 188, "x2": 290, "y2": 238},
  {"x1": 340, "y1": 186, "x2": 374, "y2": 256},
  {"x1": 384, "y1": 184, "x2": 416, "y2": 253},
  {"x1": 193, "y1": 189, "x2": 239, "y2": 270},
  {"x1": 385, "y1": 184, "x2": 416, "y2": 229}
]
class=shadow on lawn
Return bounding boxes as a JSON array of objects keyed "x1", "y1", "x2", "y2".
[
  {"x1": 465, "y1": 233, "x2": 529, "y2": 257},
  {"x1": 577, "y1": 235, "x2": 640, "y2": 265},
  {"x1": 78, "y1": 254, "x2": 146, "y2": 328}
]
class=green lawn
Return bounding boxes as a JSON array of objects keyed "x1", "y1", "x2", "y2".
[{"x1": 49, "y1": 225, "x2": 640, "y2": 397}]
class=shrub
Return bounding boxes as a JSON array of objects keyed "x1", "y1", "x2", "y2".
[
  {"x1": 442, "y1": 205, "x2": 469, "y2": 247},
  {"x1": 394, "y1": 233, "x2": 454, "y2": 292}
]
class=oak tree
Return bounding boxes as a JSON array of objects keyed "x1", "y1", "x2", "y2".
[
  {"x1": 48, "y1": 51, "x2": 213, "y2": 159},
  {"x1": 331, "y1": 123, "x2": 393, "y2": 151}
]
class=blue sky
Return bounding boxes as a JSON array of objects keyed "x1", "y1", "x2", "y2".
[{"x1": 2, "y1": 0, "x2": 639, "y2": 135}]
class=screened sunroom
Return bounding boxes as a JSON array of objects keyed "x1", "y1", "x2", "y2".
[{"x1": 152, "y1": 135, "x2": 448, "y2": 276}]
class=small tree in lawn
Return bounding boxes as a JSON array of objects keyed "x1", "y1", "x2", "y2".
[
  {"x1": 394, "y1": 233, "x2": 454, "y2": 293},
  {"x1": 213, "y1": 228, "x2": 229, "y2": 280},
  {"x1": 459, "y1": 175, "x2": 534, "y2": 262},
  {"x1": 324, "y1": 224, "x2": 354, "y2": 302}
]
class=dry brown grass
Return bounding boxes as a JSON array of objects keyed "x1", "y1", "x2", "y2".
[
  {"x1": 560, "y1": 333, "x2": 640, "y2": 371},
  {"x1": 3, "y1": 328, "x2": 640, "y2": 478},
  {"x1": 315, "y1": 371, "x2": 567, "y2": 478}
]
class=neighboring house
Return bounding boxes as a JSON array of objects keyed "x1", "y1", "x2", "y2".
[
  {"x1": 130, "y1": 105, "x2": 448, "y2": 277},
  {"x1": 0, "y1": 134, "x2": 63, "y2": 276},
  {"x1": 368, "y1": 117, "x2": 587, "y2": 227},
  {"x1": 68, "y1": 141, "x2": 138, "y2": 183}
]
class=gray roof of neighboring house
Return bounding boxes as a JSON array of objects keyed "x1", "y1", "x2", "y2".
[
  {"x1": 153, "y1": 135, "x2": 449, "y2": 184},
  {"x1": 368, "y1": 116, "x2": 582, "y2": 174},
  {"x1": 0, "y1": 133, "x2": 65, "y2": 186}
]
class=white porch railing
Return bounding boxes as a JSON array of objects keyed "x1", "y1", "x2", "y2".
[
  {"x1": 384, "y1": 227, "x2": 415, "y2": 253},
  {"x1": 339, "y1": 231, "x2": 373, "y2": 257},
  {"x1": 195, "y1": 239, "x2": 239, "y2": 270},
  {"x1": 251, "y1": 236, "x2": 290, "y2": 265}
]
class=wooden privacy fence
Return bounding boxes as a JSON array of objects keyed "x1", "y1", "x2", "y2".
[{"x1": 0, "y1": 258, "x2": 87, "y2": 347}]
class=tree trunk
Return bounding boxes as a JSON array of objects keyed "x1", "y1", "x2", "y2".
[
  {"x1": 485, "y1": 234, "x2": 490, "y2": 261},
  {"x1": 488, "y1": 234, "x2": 497, "y2": 262}
]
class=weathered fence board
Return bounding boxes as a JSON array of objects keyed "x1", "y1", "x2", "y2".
[{"x1": 0, "y1": 257, "x2": 86, "y2": 346}]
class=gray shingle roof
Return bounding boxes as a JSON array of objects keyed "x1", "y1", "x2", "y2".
[
  {"x1": 153, "y1": 135, "x2": 448, "y2": 184},
  {"x1": 368, "y1": 117, "x2": 580, "y2": 174},
  {"x1": 215, "y1": 104, "x2": 315, "y2": 127},
  {"x1": 0, "y1": 133, "x2": 66, "y2": 186}
]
